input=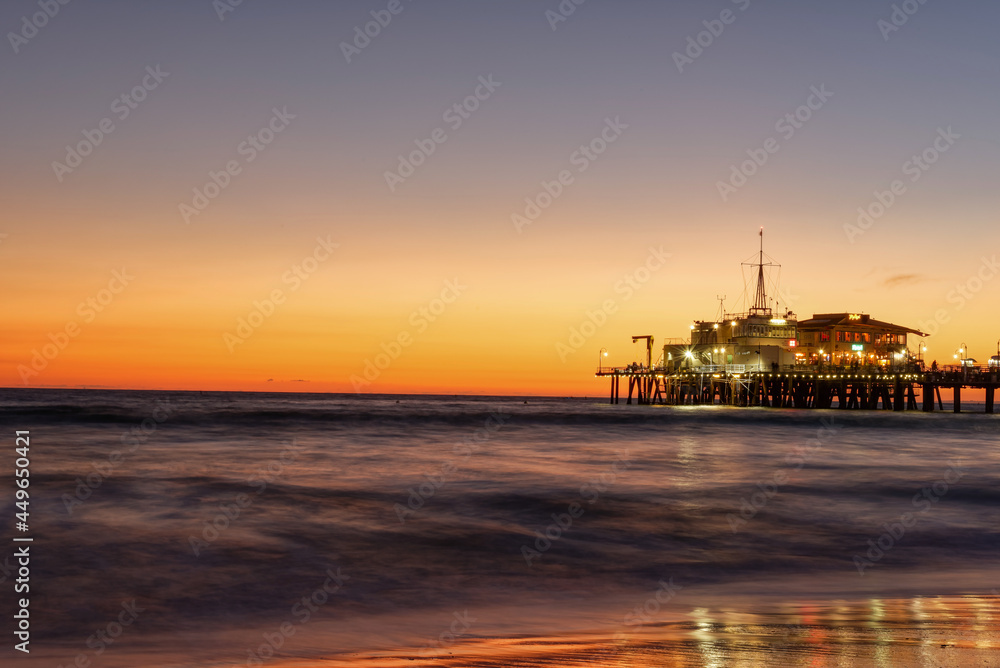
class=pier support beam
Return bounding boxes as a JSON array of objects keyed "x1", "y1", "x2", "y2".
[
  {"x1": 987, "y1": 386, "x2": 995, "y2": 414},
  {"x1": 600, "y1": 371, "x2": 985, "y2": 415}
]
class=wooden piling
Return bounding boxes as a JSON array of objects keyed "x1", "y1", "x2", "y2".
[{"x1": 599, "y1": 369, "x2": 994, "y2": 414}]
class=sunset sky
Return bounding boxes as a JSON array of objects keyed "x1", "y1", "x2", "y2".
[{"x1": 3, "y1": 0, "x2": 999, "y2": 395}]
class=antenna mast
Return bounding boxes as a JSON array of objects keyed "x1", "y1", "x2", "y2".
[
  {"x1": 753, "y1": 228, "x2": 767, "y2": 313},
  {"x1": 744, "y1": 227, "x2": 779, "y2": 317}
]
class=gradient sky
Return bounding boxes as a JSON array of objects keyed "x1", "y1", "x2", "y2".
[{"x1": 3, "y1": 0, "x2": 999, "y2": 395}]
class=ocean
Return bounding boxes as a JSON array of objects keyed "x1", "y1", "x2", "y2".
[{"x1": 3, "y1": 389, "x2": 999, "y2": 667}]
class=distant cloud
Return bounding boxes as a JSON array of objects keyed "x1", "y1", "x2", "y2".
[{"x1": 882, "y1": 273, "x2": 925, "y2": 288}]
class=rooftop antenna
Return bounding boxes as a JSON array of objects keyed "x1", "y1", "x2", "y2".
[
  {"x1": 744, "y1": 227, "x2": 778, "y2": 317},
  {"x1": 716, "y1": 295, "x2": 726, "y2": 321},
  {"x1": 754, "y1": 228, "x2": 766, "y2": 313}
]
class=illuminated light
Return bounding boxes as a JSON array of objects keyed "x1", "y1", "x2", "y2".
[
  {"x1": 770, "y1": 318, "x2": 787, "y2": 325},
  {"x1": 849, "y1": 314, "x2": 862, "y2": 320},
  {"x1": 731, "y1": 321, "x2": 737, "y2": 326},
  {"x1": 713, "y1": 323, "x2": 719, "y2": 329}
]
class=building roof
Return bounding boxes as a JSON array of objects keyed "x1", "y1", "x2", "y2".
[{"x1": 797, "y1": 313, "x2": 926, "y2": 336}]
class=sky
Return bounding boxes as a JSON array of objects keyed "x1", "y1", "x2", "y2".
[{"x1": 2, "y1": 0, "x2": 999, "y2": 395}]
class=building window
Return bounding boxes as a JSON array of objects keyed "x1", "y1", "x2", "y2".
[
  {"x1": 863, "y1": 333, "x2": 871, "y2": 343},
  {"x1": 820, "y1": 332, "x2": 830, "y2": 342},
  {"x1": 835, "y1": 331, "x2": 843, "y2": 342}
]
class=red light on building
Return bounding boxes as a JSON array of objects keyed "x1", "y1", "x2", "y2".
[{"x1": 788, "y1": 340, "x2": 797, "y2": 347}]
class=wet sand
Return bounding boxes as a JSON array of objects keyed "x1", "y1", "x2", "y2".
[
  {"x1": 314, "y1": 596, "x2": 1000, "y2": 668},
  {"x1": 21, "y1": 595, "x2": 996, "y2": 667},
  {"x1": 312, "y1": 595, "x2": 1000, "y2": 667}
]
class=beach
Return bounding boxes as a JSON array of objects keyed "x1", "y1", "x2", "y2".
[{"x1": 4, "y1": 389, "x2": 999, "y2": 666}]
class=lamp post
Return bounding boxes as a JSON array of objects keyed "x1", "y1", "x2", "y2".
[
  {"x1": 955, "y1": 343, "x2": 969, "y2": 380},
  {"x1": 599, "y1": 348, "x2": 607, "y2": 373}
]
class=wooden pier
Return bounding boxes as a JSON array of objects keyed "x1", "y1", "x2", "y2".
[{"x1": 597, "y1": 367, "x2": 999, "y2": 413}]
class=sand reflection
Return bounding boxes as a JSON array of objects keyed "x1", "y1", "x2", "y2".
[{"x1": 279, "y1": 595, "x2": 1000, "y2": 667}]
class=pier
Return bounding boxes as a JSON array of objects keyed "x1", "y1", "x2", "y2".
[
  {"x1": 597, "y1": 367, "x2": 999, "y2": 413},
  {"x1": 593, "y1": 232, "x2": 999, "y2": 414}
]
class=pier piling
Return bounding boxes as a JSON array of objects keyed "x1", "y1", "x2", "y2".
[{"x1": 595, "y1": 368, "x2": 999, "y2": 414}]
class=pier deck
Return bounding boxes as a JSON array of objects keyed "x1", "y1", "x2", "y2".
[{"x1": 597, "y1": 367, "x2": 999, "y2": 413}]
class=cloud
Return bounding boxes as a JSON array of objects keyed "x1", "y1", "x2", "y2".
[{"x1": 882, "y1": 273, "x2": 925, "y2": 288}]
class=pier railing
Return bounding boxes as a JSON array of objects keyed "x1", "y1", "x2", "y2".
[{"x1": 598, "y1": 364, "x2": 1000, "y2": 378}]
